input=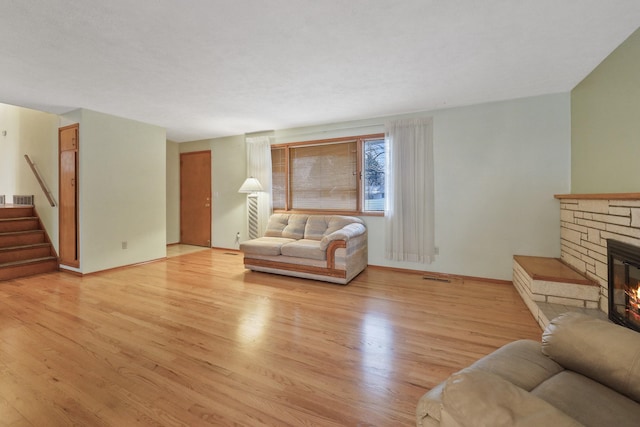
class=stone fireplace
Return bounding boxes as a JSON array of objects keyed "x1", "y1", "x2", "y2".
[
  {"x1": 513, "y1": 193, "x2": 640, "y2": 328},
  {"x1": 556, "y1": 193, "x2": 640, "y2": 314}
]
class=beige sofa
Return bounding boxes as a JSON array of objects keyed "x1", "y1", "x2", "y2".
[
  {"x1": 239, "y1": 214, "x2": 367, "y2": 284},
  {"x1": 417, "y1": 312, "x2": 640, "y2": 427}
]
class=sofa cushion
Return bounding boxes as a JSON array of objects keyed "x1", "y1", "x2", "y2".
[
  {"x1": 440, "y1": 370, "x2": 581, "y2": 427},
  {"x1": 263, "y1": 214, "x2": 290, "y2": 237},
  {"x1": 280, "y1": 239, "x2": 326, "y2": 261},
  {"x1": 531, "y1": 370, "x2": 640, "y2": 427},
  {"x1": 281, "y1": 214, "x2": 308, "y2": 239},
  {"x1": 240, "y1": 237, "x2": 296, "y2": 256},
  {"x1": 542, "y1": 312, "x2": 640, "y2": 402},
  {"x1": 304, "y1": 216, "x2": 330, "y2": 240}
]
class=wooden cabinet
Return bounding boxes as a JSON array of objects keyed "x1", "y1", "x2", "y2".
[
  {"x1": 59, "y1": 124, "x2": 79, "y2": 267},
  {"x1": 59, "y1": 128, "x2": 78, "y2": 151}
]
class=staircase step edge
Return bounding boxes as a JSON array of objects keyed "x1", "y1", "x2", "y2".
[
  {"x1": 0, "y1": 257, "x2": 58, "y2": 269},
  {"x1": 0, "y1": 243, "x2": 51, "y2": 252},
  {"x1": 0, "y1": 230, "x2": 45, "y2": 236},
  {"x1": 0, "y1": 217, "x2": 38, "y2": 222}
]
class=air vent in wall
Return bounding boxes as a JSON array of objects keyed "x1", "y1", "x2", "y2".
[{"x1": 13, "y1": 195, "x2": 34, "y2": 205}]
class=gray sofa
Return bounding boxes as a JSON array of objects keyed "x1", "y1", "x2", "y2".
[
  {"x1": 417, "y1": 312, "x2": 640, "y2": 427},
  {"x1": 239, "y1": 214, "x2": 367, "y2": 284}
]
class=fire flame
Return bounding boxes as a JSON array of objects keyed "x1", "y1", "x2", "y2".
[{"x1": 627, "y1": 285, "x2": 640, "y2": 320}]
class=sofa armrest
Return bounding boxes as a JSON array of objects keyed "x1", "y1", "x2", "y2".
[
  {"x1": 416, "y1": 382, "x2": 446, "y2": 426},
  {"x1": 326, "y1": 240, "x2": 346, "y2": 269},
  {"x1": 542, "y1": 312, "x2": 640, "y2": 402},
  {"x1": 440, "y1": 370, "x2": 583, "y2": 427},
  {"x1": 417, "y1": 340, "x2": 561, "y2": 427},
  {"x1": 320, "y1": 223, "x2": 366, "y2": 250}
]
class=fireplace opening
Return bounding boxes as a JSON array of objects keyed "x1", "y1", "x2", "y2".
[{"x1": 608, "y1": 239, "x2": 640, "y2": 332}]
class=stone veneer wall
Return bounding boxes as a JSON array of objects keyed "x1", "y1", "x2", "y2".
[{"x1": 559, "y1": 197, "x2": 640, "y2": 313}]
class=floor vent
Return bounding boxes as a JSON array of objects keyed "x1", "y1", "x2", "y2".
[
  {"x1": 423, "y1": 275, "x2": 452, "y2": 283},
  {"x1": 223, "y1": 252, "x2": 239, "y2": 256},
  {"x1": 13, "y1": 195, "x2": 34, "y2": 205}
]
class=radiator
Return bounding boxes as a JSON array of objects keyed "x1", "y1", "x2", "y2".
[{"x1": 13, "y1": 195, "x2": 34, "y2": 205}]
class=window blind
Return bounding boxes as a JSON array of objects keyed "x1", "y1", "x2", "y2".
[{"x1": 290, "y1": 141, "x2": 357, "y2": 211}]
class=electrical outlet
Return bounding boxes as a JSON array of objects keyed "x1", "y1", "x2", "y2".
[
  {"x1": 434, "y1": 246, "x2": 439, "y2": 255},
  {"x1": 122, "y1": 241, "x2": 128, "y2": 250}
]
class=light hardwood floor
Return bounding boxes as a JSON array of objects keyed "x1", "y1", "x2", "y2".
[{"x1": 0, "y1": 248, "x2": 541, "y2": 426}]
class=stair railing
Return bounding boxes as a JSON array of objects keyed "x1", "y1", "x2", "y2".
[{"x1": 24, "y1": 155, "x2": 56, "y2": 207}]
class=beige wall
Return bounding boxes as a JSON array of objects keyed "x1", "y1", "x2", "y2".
[
  {"x1": 63, "y1": 109, "x2": 167, "y2": 274},
  {"x1": 175, "y1": 93, "x2": 571, "y2": 281},
  {"x1": 571, "y1": 27, "x2": 640, "y2": 193},
  {"x1": 5, "y1": 91, "x2": 570, "y2": 282},
  {"x1": 0, "y1": 104, "x2": 20, "y2": 198},
  {"x1": 2, "y1": 105, "x2": 168, "y2": 273},
  {"x1": 0, "y1": 103, "x2": 60, "y2": 247},
  {"x1": 176, "y1": 135, "x2": 247, "y2": 249},
  {"x1": 277, "y1": 94, "x2": 571, "y2": 280},
  {"x1": 166, "y1": 140, "x2": 180, "y2": 244}
]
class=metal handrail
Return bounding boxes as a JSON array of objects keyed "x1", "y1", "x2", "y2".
[{"x1": 24, "y1": 154, "x2": 56, "y2": 207}]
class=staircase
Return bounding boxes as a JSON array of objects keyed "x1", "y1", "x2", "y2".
[{"x1": 0, "y1": 205, "x2": 58, "y2": 281}]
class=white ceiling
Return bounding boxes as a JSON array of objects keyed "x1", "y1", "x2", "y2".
[{"x1": 0, "y1": 1, "x2": 638, "y2": 142}]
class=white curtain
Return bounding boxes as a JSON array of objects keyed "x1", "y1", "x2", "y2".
[
  {"x1": 384, "y1": 117, "x2": 435, "y2": 263},
  {"x1": 246, "y1": 135, "x2": 274, "y2": 237}
]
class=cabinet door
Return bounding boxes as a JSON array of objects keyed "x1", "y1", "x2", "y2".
[
  {"x1": 59, "y1": 124, "x2": 79, "y2": 267},
  {"x1": 59, "y1": 149, "x2": 77, "y2": 264},
  {"x1": 60, "y1": 126, "x2": 78, "y2": 151}
]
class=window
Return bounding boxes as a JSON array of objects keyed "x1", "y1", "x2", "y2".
[
  {"x1": 271, "y1": 134, "x2": 385, "y2": 214},
  {"x1": 363, "y1": 138, "x2": 385, "y2": 212}
]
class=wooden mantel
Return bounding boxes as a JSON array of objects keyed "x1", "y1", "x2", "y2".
[{"x1": 554, "y1": 193, "x2": 640, "y2": 200}]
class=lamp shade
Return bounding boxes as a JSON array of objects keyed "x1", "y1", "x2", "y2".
[{"x1": 238, "y1": 177, "x2": 263, "y2": 193}]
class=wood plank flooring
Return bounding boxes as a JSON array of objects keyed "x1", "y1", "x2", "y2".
[{"x1": 0, "y1": 248, "x2": 542, "y2": 426}]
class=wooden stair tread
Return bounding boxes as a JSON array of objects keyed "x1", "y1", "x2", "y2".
[
  {"x1": 0, "y1": 229, "x2": 44, "y2": 236},
  {"x1": 0, "y1": 243, "x2": 51, "y2": 252},
  {"x1": 0, "y1": 216, "x2": 37, "y2": 222},
  {"x1": 514, "y1": 255, "x2": 597, "y2": 286},
  {"x1": 0, "y1": 256, "x2": 57, "y2": 269}
]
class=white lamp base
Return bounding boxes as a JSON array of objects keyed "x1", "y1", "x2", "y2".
[{"x1": 247, "y1": 194, "x2": 259, "y2": 239}]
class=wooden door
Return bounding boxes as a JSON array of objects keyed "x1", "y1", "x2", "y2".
[
  {"x1": 59, "y1": 124, "x2": 79, "y2": 267},
  {"x1": 180, "y1": 151, "x2": 212, "y2": 247}
]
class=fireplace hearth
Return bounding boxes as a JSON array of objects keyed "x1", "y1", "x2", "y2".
[{"x1": 608, "y1": 239, "x2": 640, "y2": 332}]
